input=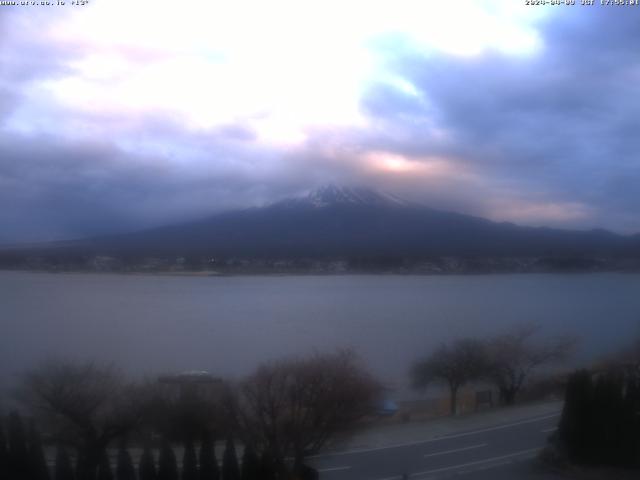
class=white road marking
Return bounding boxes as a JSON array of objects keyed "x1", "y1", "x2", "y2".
[
  {"x1": 311, "y1": 412, "x2": 560, "y2": 458},
  {"x1": 411, "y1": 447, "x2": 540, "y2": 478},
  {"x1": 318, "y1": 466, "x2": 352, "y2": 473},
  {"x1": 423, "y1": 443, "x2": 487, "y2": 458},
  {"x1": 541, "y1": 427, "x2": 557, "y2": 433},
  {"x1": 371, "y1": 447, "x2": 540, "y2": 480}
]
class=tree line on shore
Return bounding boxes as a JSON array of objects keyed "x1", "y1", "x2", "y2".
[
  {"x1": 547, "y1": 337, "x2": 640, "y2": 469},
  {"x1": 0, "y1": 323, "x2": 577, "y2": 480},
  {"x1": 0, "y1": 411, "x2": 287, "y2": 480},
  {"x1": 5, "y1": 324, "x2": 637, "y2": 478},
  {"x1": 410, "y1": 324, "x2": 576, "y2": 415},
  {"x1": 0, "y1": 350, "x2": 380, "y2": 480},
  {"x1": 417, "y1": 331, "x2": 640, "y2": 469}
]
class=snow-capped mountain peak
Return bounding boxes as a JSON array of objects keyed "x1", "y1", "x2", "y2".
[{"x1": 305, "y1": 185, "x2": 407, "y2": 208}]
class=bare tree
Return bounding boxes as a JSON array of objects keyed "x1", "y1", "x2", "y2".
[
  {"x1": 144, "y1": 383, "x2": 222, "y2": 444},
  {"x1": 19, "y1": 361, "x2": 148, "y2": 480},
  {"x1": 485, "y1": 324, "x2": 575, "y2": 405},
  {"x1": 231, "y1": 350, "x2": 381, "y2": 477},
  {"x1": 411, "y1": 339, "x2": 488, "y2": 415},
  {"x1": 603, "y1": 335, "x2": 640, "y2": 367}
]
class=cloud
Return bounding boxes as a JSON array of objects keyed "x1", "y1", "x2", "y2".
[
  {"x1": 0, "y1": 129, "x2": 370, "y2": 242},
  {"x1": 354, "y1": 6, "x2": 640, "y2": 231},
  {"x1": 1, "y1": 4, "x2": 639, "y2": 242}
]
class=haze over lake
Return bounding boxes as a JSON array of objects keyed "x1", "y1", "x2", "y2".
[{"x1": 1, "y1": 271, "x2": 639, "y2": 398}]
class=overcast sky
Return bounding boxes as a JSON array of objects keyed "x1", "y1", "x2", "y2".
[{"x1": 1, "y1": 1, "x2": 639, "y2": 242}]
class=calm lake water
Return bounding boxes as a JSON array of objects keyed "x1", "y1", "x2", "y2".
[{"x1": 1, "y1": 271, "x2": 639, "y2": 397}]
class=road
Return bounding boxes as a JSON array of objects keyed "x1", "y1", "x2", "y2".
[{"x1": 309, "y1": 412, "x2": 563, "y2": 480}]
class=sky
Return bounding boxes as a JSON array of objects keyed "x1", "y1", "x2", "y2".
[{"x1": 0, "y1": 1, "x2": 639, "y2": 242}]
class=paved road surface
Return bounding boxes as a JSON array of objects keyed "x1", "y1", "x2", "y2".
[{"x1": 309, "y1": 412, "x2": 563, "y2": 480}]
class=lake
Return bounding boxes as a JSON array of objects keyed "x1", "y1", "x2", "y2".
[{"x1": 1, "y1": 271, "x2": 639, "y2": 398}]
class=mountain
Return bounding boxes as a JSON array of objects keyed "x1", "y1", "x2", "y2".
[
  {"x1": 279, "y1": 185, "x2": 409, "y2": 208},
  {"x1": 1, "y1": 185, "x2": 639, "y2": 271}
]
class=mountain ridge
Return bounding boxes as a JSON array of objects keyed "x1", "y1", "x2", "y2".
[
  {"x1": 272, "y1": 185, "x2": 410, "y2": 209},
  {"x1": 1, "y1": 185, "x2": 639, "y2": 272}
]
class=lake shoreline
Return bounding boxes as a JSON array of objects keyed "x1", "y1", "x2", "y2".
[
  {"x1": 2, "y1": 271, "x2": 639, "y2": 401},
  {"x1": 2, "y1": 266, "x2": 640, "y2": 277}
]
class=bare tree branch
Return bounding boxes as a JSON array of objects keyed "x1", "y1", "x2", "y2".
[
  {"x1": 411, "y1": 339, "x2": 488, "y2": 415},
  {"x1": 485, "y1": 324, "x2": 577, "y2": 405},
  {"x1": 230, "y1": 350, "x2": 381, "y2": 476}
]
